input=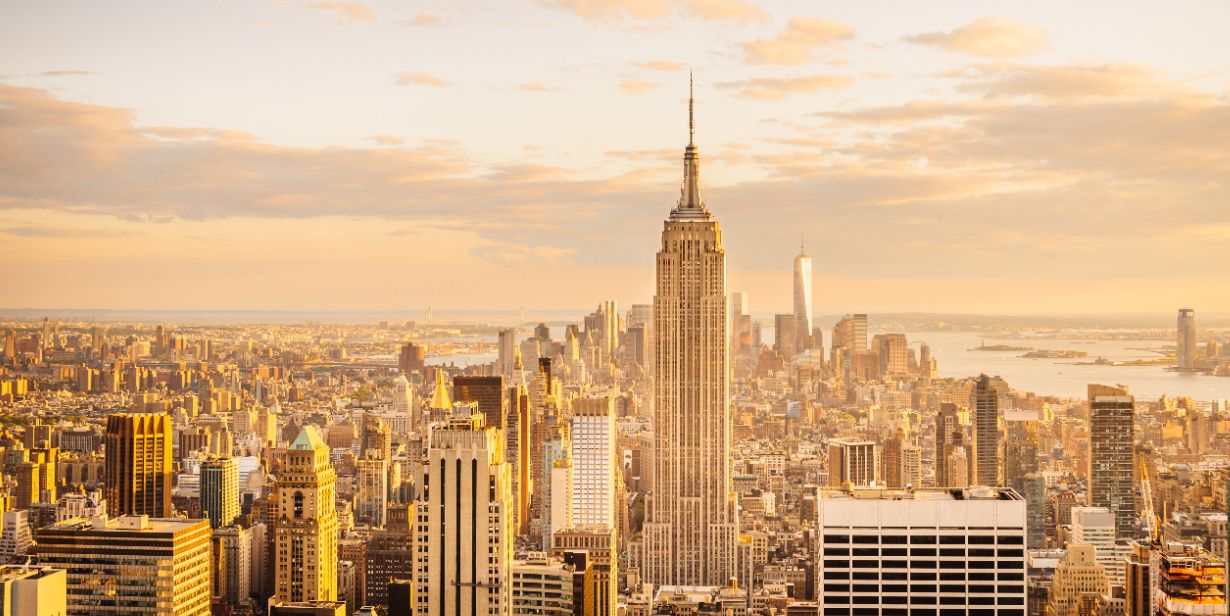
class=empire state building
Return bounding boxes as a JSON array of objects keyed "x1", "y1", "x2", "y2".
[{"x1": 642, "y1": 80, "x2": 738, "y2": 586}]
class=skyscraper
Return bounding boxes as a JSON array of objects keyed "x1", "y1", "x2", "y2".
[
  {"x1": 828, "y1": 439, "x2": 879, "y2": 487},
  {"x1": 972, "y1": 374, "x2": 1001, "y2": 487},
  {"x1": 792, "y1": 241, "x2": 813, "y2": 351},
  {"x1": 200, "y1": 455, "x2": 239, "y2": 529},
  {"x1": 104, "y1": 412, "x2": 173, "y2": 517},
  {"x1": 774, "y1": 314, "x2": 798, "y2": 358},
  {"x1": 498, "y1": 328, "x2": 519, "y2": 377},
  {"x1": 569, "y1": 395, "x2": 616, "y2": 529},
  {"x1": 642, "y1": 79, "x2": 738, "y2": 587},
  {"x1": 415, "y1": 407, "x2": 513, "y2": 616},
  {"x1": 36, "y1": 516, "x2": 213, "y2": 615},
  {"x1": 1177, "y1": 308, "x2": 1196, "y2": 369},
  {"x1": 275, "y1": 426, "x2": 339, "y2": 603},
  {"x1": 1088, "y1": 384, "x2": 1136, "y2": 538},
  {"x1": 933, "y1": 402, "x2": 963, "y2": 488},
  {"x1": 454, "y1": 375, "x2": 506, "y2": 430}
]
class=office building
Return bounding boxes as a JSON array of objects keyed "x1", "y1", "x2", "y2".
[
  {"x1": 1125, "y1": 541, "x2": 1152, "y2": 616},
  {"x1": 0, "y1": 511, "x2": 32, "y2": 562},
  {"x1": 104, "y1": 412, "x2": 173, "y2": 517},
  {"x1": 827, "y1": 439, "x2": 878, "y2": 487},
  {"x1": 365, "y1": 503, "x2": 416, "y2": 609},
  {"x1": 511, "y1": 553, "x2": 577, "y2": 616},
  {"x1": 1003, "y1": 420, "x2": 1039, "y2": 495},
  {"x1": 569, "y1": 396, "x2": 616, "y2": 529},
  {"x1": 972, "y1": 374, "x2": 1001, "y2": 487},
  {"x1": 876, "y1": 333, "x2": 909, "y2": 377},
  {"x1": 1047, "y1": 544, "x2": 1110, "y2": 616},
  {"x1": 1072, "y1": 507, "x2": 1128, "y2": 589},
  {"x1": 415, "y1": 407, "x2": 513, "y2": 616},
  {"x1": 454, "y1": 376, "x2": 505, "y2": 430},
  {"x1": 354, "y1": 455, "x2": 389, "y2": 528},
  {"x1": 36, "y1": 515, "x2": 212, "y2": 615},
  {"x1": 1088, "y1": 384, "x2": 1136, "y2": 537},
  {"x1": 0, "y1": 565, "x2": 67, "y2": 616},
  {"x1": 1177, "y1": 308, "x2": 1197, "y2": 370},
  {"x1": 934, "y1": 402, "x2": 964, "y2": 488},
  {"x1": 1155, "y1": 542, "x2": 1226, "y2": 616},
  {"x1": 641, "y1": 85, "x2": 738, "y2": 588},
  {"x1": 815, "y1": 486, "x2": 1027, "y2": 614},
  {"x1": 275, "y1": 427, "x2": 339, "y2": 603},
  {"x1": 200, "y1": 455, "x2": 240, "y2": 529},
  {"x1": 731, "y1": 292, "x2": 752, "y2": 354},
  {"x1": 774, "y1": 314, "x2": 798, "y2": 359},
  {"x1": 551, "y1": 527, "x2": 616, "y2": 616},
  {"x1": 793, "y1": 244, "x2": 813, "y2": 351},
  {"x1": 498, "y1": 329, "x2": 519, "y2": 377}
]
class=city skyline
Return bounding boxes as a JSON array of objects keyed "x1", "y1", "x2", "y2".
[{"x1": 2, "y1": 2, "x2": 1229, "y2": 313}]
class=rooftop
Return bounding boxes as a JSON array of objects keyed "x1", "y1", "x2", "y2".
[{"x1": 817, "y1": 486, "x2": 1023, "y2": 502}]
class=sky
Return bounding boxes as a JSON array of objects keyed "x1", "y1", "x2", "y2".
[{"x1": 1, "y1": 1, "x2": 1228, "y2": 315}]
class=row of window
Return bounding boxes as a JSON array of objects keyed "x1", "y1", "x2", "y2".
[
  {"x1": 823, "y1": 609, "x2": 1024, "y2": 616},
  {"x1": 822, "y1": 534, "x2": 1023, "y2": 545},
  {"x1": 824, "y1": 571, "x2": 1024, "y2": 581},
  {"x1": 823, "y1": 583, "x2": 1025, "y2": 594},
  {"x1": 824, "y1": 547, "x2": 1023, "y2": 558},
  {"x1": 824, "y1": 596, "x2": 1026, "y2": 606},
  {"x1": 823, "y1": 560, "x2": 1024, "y2": 570}
]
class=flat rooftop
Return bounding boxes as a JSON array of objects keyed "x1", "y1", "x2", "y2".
[{"x1": 817, "y1": 486, "x2": 1023, "y2": 501}]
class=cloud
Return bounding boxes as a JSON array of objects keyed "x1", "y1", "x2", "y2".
[
  {"x1": 40, "y1": 70, "x2": 93, "y2": 77},
  {"x1": 619, "y1": 78, "x2": 660, "y2": 95},
  {"x1": 517, "y1": 81, "x2": 552, "y2": 92},
  {"x1": 394, "y1": 72, "x2": 448, "y2": 87},
  {"x1": 742, "y1": 17, "x2": 854, "y2": 64},
  {"x1": 1, "y1": 226, "x2": 135, "y2": 238},
  {"x1": 400, "y1": 13, "x2": 441, "y2": 26},
  {"x1": 306, "y1": 2, "x2": 377, "y2": 26},
  {"x1": 904, "y1": 16, "x2": 1048, "y2": 57},
  {"x1": 716, "y1": 74, "x2": 853, "y2": 100},
  {"x1": 545, "y1": 0, "x2": 767, "y2": 24},
  {"x1": 632, "y1": 60, "x2": 686, "y2": 72},
  {"x1": 369, "y1": 134, "x2": 404, "y2": 145},
  {"x1": 954, "y1": 62, "x2": 1181, "y2": 100}
]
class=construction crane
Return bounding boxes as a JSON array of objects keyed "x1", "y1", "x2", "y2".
[{"x1": 1139, "y1": 459, "x2": 1162, "y2": 547}]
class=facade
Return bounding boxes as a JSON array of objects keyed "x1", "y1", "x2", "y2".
[
  {"x1": 274, "y1": 426, "x2": 339, "y2": 603},
  {"x1": 454, "y1": 376, "x2": 505, "y2": 430},
  {"x1": 642, "y1": 85, "x2": 738, "y2": 587},
  {"x1": 1047, "y1": 544, "x2": 1110, "y2": 616},
  {"x1": 415, "y1": 409, "x2": 513, "y2": 616},
  {"x1": 354, "y1": 455, "x2": 389, "y2": 528},
  {"x1": 933, "y1": 402, "x2": 963, "y2": 488},
  {"x1": 774, "y1": 314, "x2": 798, "y2": 359},
  {"x1": 569, "y1": 395, "x2": 616, "y2": 529},
  {"x1": 1177, "y1": 308, "x2": 1197, "y2": 369},
  {"x1": 972, "y1": 375, "x2": 1000, "y2": 487},
  {"x1": 0, "y1": 511, "x2": 32, "y2": 562},
  {"x1": 511, "y1": 553, "x2": 576, "y2": 616},
  {"x1": 1088, "y1": 384, "x2": 1136, "y2": 537},
  {"x1": 551, "y1": 527, "x2": 617, "y2": 616},
  {"x1": 876, "y1": 334, "x2": 908, "y2": 377},
  {"x1": 215, "y1": 524, "x2": 252, "y2": 609},
  {"x1": 815, "y1": 486, "x2": 1028, "y2": 614},
  {"x1": 36, "y1": 515, "x2": 212, "y2": 615},
  {"x1": 200, "y1": 455, "x2": 239, "y2": 529},
  {"x1": 792, "y1": 245, "x2": 813, "y2": 352},
  {"x1": 104, "y1": 412, "x2": 173, "y2": 517},
  {"x1": 1071, "y1": 507, "x2": 1128, "y2": 589},
  {"x1": 0, "y1": 565, "x2": 67, "y2": 616},
  {"x1": 1154, "y1": 542, "x2": 1227, "y2": 616},
  {"x1": 827, "y1": 439, "x2": 878, "y2": 487}
]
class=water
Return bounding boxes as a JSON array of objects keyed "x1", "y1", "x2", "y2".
[{"x1": 909, "y1": 331, "x2": 1228, "y2": 401}]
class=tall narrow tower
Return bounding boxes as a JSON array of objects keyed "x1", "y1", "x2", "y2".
[
  {"x1": 642, "y1": 77, "x2": 738, "y2": 587},
  {"x1": 274, "y1": 426, "x2": 338, "y2": 603},
  {"x1": 104, "y1": 412, "x2": 173, "y2": 517},
  {"x1": 1177, "y1": 308, "x2": 1196, "y2": 369},
  {"x1": 793, "y1": 238, "x2": 813, "y2": 351}
]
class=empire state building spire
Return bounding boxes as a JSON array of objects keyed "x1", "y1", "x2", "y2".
[{"x1": 672, "y1": 72, "x2": 708, "y2": 220}]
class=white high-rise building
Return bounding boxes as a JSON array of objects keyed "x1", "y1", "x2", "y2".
[
  {"x1": 816, "y1": 486, "x2": 1028, "y2": 614},
  {"x1": 498, "y1": 328, "x2": 519, "y2": 377},
  {"x1": 569, "y1": 395, "x2": 616, "y2": 529},
  {"x1": 416, "y1": 407, "x2": 513, "y2": 616},
  {"x1": 1071, "y1": 506, "x2": 1128, "y2": 589},
  {"x1": 642, "y1": 79, "x2": 738, "y2": 587},
  {"x1": 793, "y1": 241, "x2": 813, "y2": 351},
  {"x1": 0, "y1": 510, "x2": 32, "y2": 561}
]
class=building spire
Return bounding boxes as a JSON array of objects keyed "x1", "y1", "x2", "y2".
[
  {"x1": 672, "y1": 71, "x2": 708, "y2": 220},
  {"x1": 689, "y1": 69, "x2": 694, "y2": 146}
]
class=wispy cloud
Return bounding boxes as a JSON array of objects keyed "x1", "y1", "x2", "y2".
[
  {"x1": 399, "y1": 12, "x2": 441, "y2": 26},
  {"x1": 716, "y1": 74, "x2": 853, "y2": 100},
  {"x1": 545, "y1": 0, "x2": 767, "y2": 24},
  {"x1": 632, "y1": 60, "x2": 686, "y2": 72},
  {"x1": 40, "y1": 70, "x2": 94, "y2": 77},
  {"x1": 619, "y1": 78, "x2": 660, "y2": 95},
  {"x1": 1, "y1": 226, "x2": 135, "y2": 238},
  {"x1": 517, "y1": 81, "x2": 553, "y2": 92},
  {"x1": 904, "y1": 16, "x2": 1048, "y2": 57},
  {"x1": 369, "y1": 134, "x2": 404, "y2": 145},
  {"x1": 306, "y1": 2, "x2": 377, "y2": 26},
  {"x1": 394, "y1": 72, "x2": 448, "y2": 87},
  {"x1": 742, "y1": 17, "x2": 854, "y2": 64}
]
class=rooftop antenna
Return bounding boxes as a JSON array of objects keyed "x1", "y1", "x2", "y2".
[{"x1": 688, "y1": 69, "x2": 694, "y2": 145}]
